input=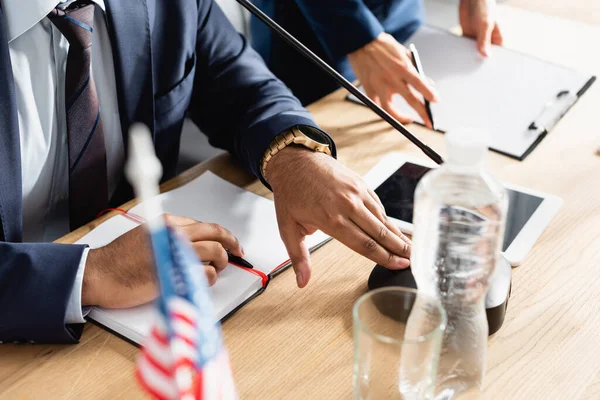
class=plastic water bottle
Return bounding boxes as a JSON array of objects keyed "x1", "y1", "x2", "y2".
[{"x1": 410, "y1": 129, "x2": 508, "y2": 399}]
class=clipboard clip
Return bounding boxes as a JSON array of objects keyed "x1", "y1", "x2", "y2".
[{"x1": 528, "y1": 90, "x2": 577, "y2": 134}]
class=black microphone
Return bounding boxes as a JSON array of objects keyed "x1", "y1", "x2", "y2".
[{"x1": 236, "y1": 0, "x2": 443, "y2": 165}]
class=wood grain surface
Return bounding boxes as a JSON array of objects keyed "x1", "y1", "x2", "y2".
[{"x1": 1, "y1": 4, "x2": 599, "y2": 400}]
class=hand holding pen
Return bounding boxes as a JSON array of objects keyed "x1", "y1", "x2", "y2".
[
  {"x1": 347, "y1": 32, "x2": 439, "y2": 129},
  {"x1": 409, "y1": 43, "x2": 436, "y2": 130}
]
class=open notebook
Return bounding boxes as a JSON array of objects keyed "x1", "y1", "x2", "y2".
[
  {"x1": 348, "y1": 25, "x2": 595, "y2": 160},
  {"x1": 76, "y1": 172, "x2": 330, "y2": 344}
]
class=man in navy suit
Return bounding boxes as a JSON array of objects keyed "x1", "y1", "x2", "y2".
[
  {"x1": 0, "y1": 0, "x2": 413, "y2": 344},
  {"x1": 252, "y1": 0, "x2": 503, "y2": 127}
]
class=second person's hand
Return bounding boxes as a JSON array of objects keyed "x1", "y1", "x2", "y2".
[
  {"x1": 347, "y1": 32, "x2": 439, "y2": 128},
  {"x1": 459, "y1": 0, "x2": 503, "y2": 57}
]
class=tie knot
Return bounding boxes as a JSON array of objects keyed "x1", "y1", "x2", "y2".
[{"x1": 48, "y1": 2, "x2": 95, "y2": 49}]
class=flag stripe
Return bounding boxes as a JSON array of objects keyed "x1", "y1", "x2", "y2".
[
  {"x1": 169, "y1": 297, "x2": 199, "y2": 319},
  {"x1": 176, "y1": 333, "x2": 196, "y2": 348},
  {"x1": 136, "y1": 356, "x2": 179, "y2": 400},
  {"x1": 174, "y1": 366, "x2": 194, "y2": 394},
  {"x1": 171, "y1": 307, "x2": 196, "y2": 325},
  {"x1": 196, "y1": 369, "x2": 204, "y2": 399},
  {"x1": 143, "y1": 335, "x2": 174, "y2": 368},
  {"x1": 151, "y1": 326, "x2": 169, "y2": 346},
  {"x1": 170, "y1": 338, "x2": 199, "y2": 361},
  {"x1": 142, "y1": 346, "x2": 175, "y2": 377},
  {"x1": 171, "y1": 319, "x2": 197, "y2": 342},
  {"x1": 174, "y1": 358, "x2": 196, "y2": 370},
  {"x1": 172, "y1": 311, "x2": 196, "y2": 326},
  {"x1": 136, "y1": 368, "x2": 172, "y2": 400}
]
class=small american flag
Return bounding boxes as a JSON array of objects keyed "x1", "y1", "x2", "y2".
[{"x1": 136, "y1": 224, "x2": 237, "y2": 400}]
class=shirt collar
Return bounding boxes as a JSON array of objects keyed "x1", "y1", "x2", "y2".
[{"x1": 1, "y1": 0, "x2": 106, "y2": 43}]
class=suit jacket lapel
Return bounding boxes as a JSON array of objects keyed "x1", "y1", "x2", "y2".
[
  {"x1": 104, "y1": 0, "x2": 155, "y2": 147},
  {"x1": 104, "y1": 0, "x2": 155, "y2": 205},
  {"x1": 0, "y1": 5, "x2": 23, "y2": 242}
]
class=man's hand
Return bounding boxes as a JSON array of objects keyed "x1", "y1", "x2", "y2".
[
  {"x1": 81, "y1": 215, "x2": 243, "y2": 308},
  {"x1": 266, "y1": 147, "x2": 412, "y2": 288},
  {"x1": 459, "y1": 0, "x2": 503, "y2": 57},
  {"x1": 347, "y1": 32, "x2": 439, "y2": 128}
]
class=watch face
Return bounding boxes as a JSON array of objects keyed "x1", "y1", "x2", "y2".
[{"x1": 297, "y1": 126, "x2": 328, "y2": 145}]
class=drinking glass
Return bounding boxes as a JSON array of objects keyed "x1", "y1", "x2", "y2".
[{"x1": 353, "y1": 287, "x2": 447, "y2": 400}]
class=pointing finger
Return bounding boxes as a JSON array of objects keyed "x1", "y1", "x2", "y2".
[{"x1": 278, "y1": 219, "x2": 312, "y2": 288}]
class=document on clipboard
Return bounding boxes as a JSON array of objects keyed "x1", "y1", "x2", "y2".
[{"x1": 347, "y1": 26, "x2": 596, "y2": 160}]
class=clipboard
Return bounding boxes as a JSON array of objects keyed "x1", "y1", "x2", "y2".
[{"x1": 347, "y1": 26, "x2": 596, "y2": 160}]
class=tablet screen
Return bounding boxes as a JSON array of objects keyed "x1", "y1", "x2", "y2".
[{"x1": 374, "y1": 162, "x2": 544, "y2": 251}]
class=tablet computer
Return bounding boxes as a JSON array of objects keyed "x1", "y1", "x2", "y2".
[{"x1": 363, "y1": 153, "x2": 563, "y2": 266}]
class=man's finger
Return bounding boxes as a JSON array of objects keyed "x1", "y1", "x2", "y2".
[
  {"x1": 364, "y1": 84, "x2": 380, "y2": 107},
  {"x1": 364, "y1": 194, "x2": 413, "y2": 250},
  {"x1": 491, "y1": 23, "x2": 503, "y2": 45},
  {"x1": 367, "y1": 188, "x2": 386, "y2": 218},
  {"x1": 278, "y1": 220, "x2": 312, "y2": 288},
  {"x1": 477, "y1": 21, "x2": 494, "y2": 57},
  {"x1": 381, "y1": 97, "x2": 413, "y2": 125},
  {"x1": 203, "y1": 265, "x2": 218, "y2": 286},
  {"x1": 403, "y1": 69, "x2": 439, "y2": 104},
  {"x1": 350, "y1": 203, "x2": 411, "y2": 260},
  {"x1": 397, "y1": 83, "x2": 432, "y2": 129},
  {"x1": 326, "y1": 218, "x2": 409, "y2": 270},
  {"x1": 181, "y1": 222, "x2": 243, "y2": 257},
  {"x1": 193, "y1": 241, "x2": 229, "y2": 272},
  {"x1": 164, "y1": 214, "x2": 198, "y2": 226},
  {"x1": 378, "y1": 43, "x2": 437, "y2": 102},
  {"x1": 363, "y1": 194, "x2": 406, "y2": 241}
]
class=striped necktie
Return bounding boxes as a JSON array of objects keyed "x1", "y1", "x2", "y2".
[{"x1": 48, "y1": 1, "x2": 108, "y2": 230}]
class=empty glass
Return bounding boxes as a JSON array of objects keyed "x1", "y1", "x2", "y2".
[{"x1": 353, "y1": 287, "x2": 447, "y2": 400}]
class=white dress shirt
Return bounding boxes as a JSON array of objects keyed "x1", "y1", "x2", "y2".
[{"x1": 3, "y1": 0, "x2": 124, "y2": 323}]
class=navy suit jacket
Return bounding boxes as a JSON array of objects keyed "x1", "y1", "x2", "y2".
[
  {"x1": 251, "y1": 0, "x2": 424, "y2": 104},
  {"x1": 0, "y1": 0, "x2": 334, "y2": 343}
]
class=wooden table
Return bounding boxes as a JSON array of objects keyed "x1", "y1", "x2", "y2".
[{"x1": 2, "y1": 4, "x2": 600, "y2": 400}]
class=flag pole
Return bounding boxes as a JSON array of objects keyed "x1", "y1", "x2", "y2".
[{"x1": 125, "y1": 124, "x2": 196, "y2": 399}]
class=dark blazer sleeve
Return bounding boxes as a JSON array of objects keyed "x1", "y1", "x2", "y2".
[
  {"x1": 294, "y1": 0, "x2": 384, "y2": 60},
  {"x1": 0, "y1": 242, "x2": 87, "y2": 343},
  {"x1": 188, "y1": 0, "x2": 333, "y2": 180}
]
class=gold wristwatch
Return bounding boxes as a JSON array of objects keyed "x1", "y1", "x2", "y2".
[{"x1": 261, "y1": 126, "x2": 333, "y2": 180}]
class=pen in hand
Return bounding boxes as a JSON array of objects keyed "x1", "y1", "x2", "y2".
[
  {"x1": 202, "y1": 250, "x2": 255, "y2": 269},
  {"x1": 409, "y1": 43, "x2": 436, "y2": 130},
  {"x1": 226, "y1": 250, "x2": 255, "y2": 269}
]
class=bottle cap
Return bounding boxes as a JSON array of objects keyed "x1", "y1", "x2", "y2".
[{"x1": 446, "y1": 128, "x2": 489, "y2": 167}]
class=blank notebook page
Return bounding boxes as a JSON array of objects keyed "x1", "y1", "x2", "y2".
[{"x1": 349, "y1": 26, "x2": 592, "y2": 158}]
